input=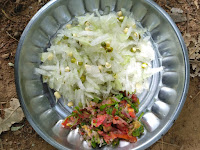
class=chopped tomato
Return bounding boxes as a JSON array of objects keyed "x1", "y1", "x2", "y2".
[
  {"x1": 97, "y1": 130, "x2": 103, "y2": 135},
  {"x1": 110, "y1": 132, "x2": 117, "y2": 139},
  {"x1": 93, "y1": 114, "x2": 107, "y2": 127},
  {"x1": 62, "y1": 94, "x2": 144, "y2": 148},
  {"x1": 80, "y1": 131, "x2": 84, "y2": 135},
  {"x1": 128, "y1": 108, "x2": 136, "y2": 118},
  {"x1": 112, "y1": 133, "x2": 137, "y2": 143},
  {"x1": 114, "y1": 116, "x2": 119, "y2": 120},
  {"x1": 116, "y1": 124, "x2": 129, "y2": 134},
  {"x1": 131, "y1": 94, "x2": 139, "y2": 104},
  {"x1": 120, "y1": 100, "x2": 127, "y2": 104},
  {"x1": 103, "y1": 123, "x2": 112, "y2": 127},
  {"x1": 103, "y1": 126, "x2": 112, "y2": 132},
  {"x1": 62, "y1": 117, "x2": 69, "y2": 127},
  {"x1": 112, "y1": 108, "x2": 116, "y2": 116},
  {"x1": 78, "y1": 111, "x2": 90, "y2": 119},
  {"x1": 129, "y1": 111, "x2": 136, "y2": 118}
]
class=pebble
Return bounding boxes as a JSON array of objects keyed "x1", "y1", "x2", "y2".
[
  {"x1": 8, "y1": 62, "x2": 14, "y2": 67},
  {"x1": 0, "y1": 75, "x2": 3, "y2": 80},
  {"x1": 1, "y1": 53, "x2": 9, "y2": 59},
  {"x1": 7, "y1": 27, "x2": 12, "y2": 32},
  {"x1": 14, "y1": 32, "x2": 20, "y2": 38},
  {"x1": 170, "y1": 13, "x2": 187, "y2": 23},
  {"x1": 171, "y1": 7, "x2": 183, "y2": 14},
  {"x1": 8, "y1": 141, "x2": 13, "y2": 145}
]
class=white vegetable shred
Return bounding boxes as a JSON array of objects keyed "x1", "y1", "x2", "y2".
[{"x1": 35, "y1": 10, "x2": 162, "y2": 107}]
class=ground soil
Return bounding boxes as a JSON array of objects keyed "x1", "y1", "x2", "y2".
[{"x1": 0, "y1": 0, "x2": 199, "y2": 150}]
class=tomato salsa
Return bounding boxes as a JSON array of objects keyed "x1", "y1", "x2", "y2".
[{"x1": 62, "y1": 93, "x2": 144, "y2": 148}]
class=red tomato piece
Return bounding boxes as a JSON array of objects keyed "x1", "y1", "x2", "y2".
[
  {"x1": 112, "y1": 133, "x2": 137, "y2": 143},
  {"x1": 129, "y1": 111, "x2": 136, "y2": 118},
  {"x1": 95, "y1": 114, "x2": 107, "y2": 127}
]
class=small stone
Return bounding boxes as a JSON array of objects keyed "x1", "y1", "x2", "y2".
[
  {"x1": 8, "y1": 141, "x2": 13, "y2": 145},
  {"x1": 14, "y1": 4, "x2": 23, "y2": 13},
  {"x1": 171, "y1": 7, "x2": 183, "y2": 14},
  {"x1": 1, "y1": 53, "x2": 9, "y2": 59},
  {"x1": 8, "y1": 62, "x2": 14, "y2": 67},
  {"x1": 14, "y1": 32, "x2": 20, "y2": 38},
  {"x1": 14, "y1": 131, "x2": 21, "y2": 135},
  {"x1": 170, "y1": 13, "x2": 187, "y2": 23},
  {"x1": 7, "y1": 27, "x2": 12, "y2": 32},
  {"x1": 0, "y1": 75, "x2": 3, "y2": 80},
  {"x1": 32, "y1": 143, "x2": 35, "y2": 147}
]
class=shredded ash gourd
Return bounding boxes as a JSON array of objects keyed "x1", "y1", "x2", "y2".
[{"x1": 35, "y1": 9, "x2": 162, "y2": 107}]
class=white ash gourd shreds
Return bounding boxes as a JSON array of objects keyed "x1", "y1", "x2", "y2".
[{"x1": 35, "y1": 9, "x2": 162, "y2": 107}]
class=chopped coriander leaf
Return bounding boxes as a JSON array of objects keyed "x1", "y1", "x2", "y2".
[
  {"x1": 100, "y1": 104, "x2": 107, "y2": 111},
  {"x1": 92, "y1": 97, "x2": 102, "y2": 103},
  {"x1": 114, "y1": 104, "x2": 119, "y2": 115},
  {"x1": 124, "y1": 97, "x2": 139, "y2": 113},
  {"x1": 80, "y1": 122, "x2": 86, "y2": 126},
  {"x1": 115, "y1": 93, "x2": 124, "y2": 100},
  {"x1": 132, "y1": 125, "x2": 144, "y2": 137},
  {"x1": 112, "y1": 138, "x2": 120, "y2": 147},
  {"x1": 138, "y1": 112, "x2": 144, "y2": 121},
  {"x1": 74, "y1": 106, "x2": 82, "y2": 114},
  {"x1": 78, "y1": 102, "x2": 83, "y2": 108},
  {"x1": 98, "y1": 125, "x2": 103, "y2": 130},
  {"x1": 91, "y1": 141, "x2": 97, "y2": 148},
  {"x1": 106, "y1": 107, "x2": 113, "y2": 115}
]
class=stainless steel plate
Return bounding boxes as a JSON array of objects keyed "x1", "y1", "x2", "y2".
[{"x1": 15, "y1": 0, "x2": 189, "y2": 149}]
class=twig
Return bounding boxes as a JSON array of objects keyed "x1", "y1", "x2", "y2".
[
  {"x1": 165, "y1": 5, "x2": 172, "y2": 10},
  {"x1": 0, "y1": 139, "x2": 3, "y2": 150},
  {"x1": 180, "y1": 145, "x2": 184, "y2": 150},
  {"x1": 190, "y1": 60, "x2": 200, "y2": 63},
  {"x1": 186, "y1": 10, "x2": 189, "y2": 33},
  {"x1": 190, "y1": 60, "x2": 200, "y2": 66},
  {"x1": 6, "y1": 31, "x2": 18, "y2": 41},
  {"x1": 189, "y1": 48, "x2": 197, "y2": 57},
  {"x1": 186, "y1": 0, "x2": 191, "y2": 5},
  {"x1": 0, "y1": 103, "x2": 4, "y2": 119},
  {"x1": 0, "y1": 43, "x2": 7, "y2": 49},
  {"x1": 157, "y1": 141, "x2": 180, "y2": 148},
  {"x1": 161, "y1": 138, "x2": 164, "y2": 150},
  {"x1": 1, "y1": 9, "x2": 16, "y2": 22},
  {"x1": 191, "y1": 91, "x2": 200, "y2": 102},
  {"x1": 175, "y1": 0, "x2": 184, "y2": 4}
]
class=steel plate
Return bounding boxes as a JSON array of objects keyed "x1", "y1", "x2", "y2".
[{"x1": 15, "y1": 0, "x2": 189, "y2": 149}]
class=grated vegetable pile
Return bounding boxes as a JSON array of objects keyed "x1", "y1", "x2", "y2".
[{"x1": 35, "y1": 9, "x2": 162, "y2": 107}]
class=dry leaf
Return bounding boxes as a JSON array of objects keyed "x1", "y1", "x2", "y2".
[
  {"x1": 183, "y1": 33, "x2": 200, "y2": 77},
  {"x1": 194, "y1": 0, "x2": 199, "y2": 9},
  {"x1": 0, "y1": 98, "x2": 24, "y2": 134},
  {"x1": 11, "y1": 125, "x2": 24, "y2": 132}
]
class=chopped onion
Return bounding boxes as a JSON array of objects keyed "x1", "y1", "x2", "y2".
[{"x1": 35, "y1": 9, "x2": 162, "y2": 106}]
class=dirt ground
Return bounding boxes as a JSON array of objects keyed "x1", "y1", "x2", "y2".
[{"x1": 0, "y1": 0, "x2": 199, "y2": 150}]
